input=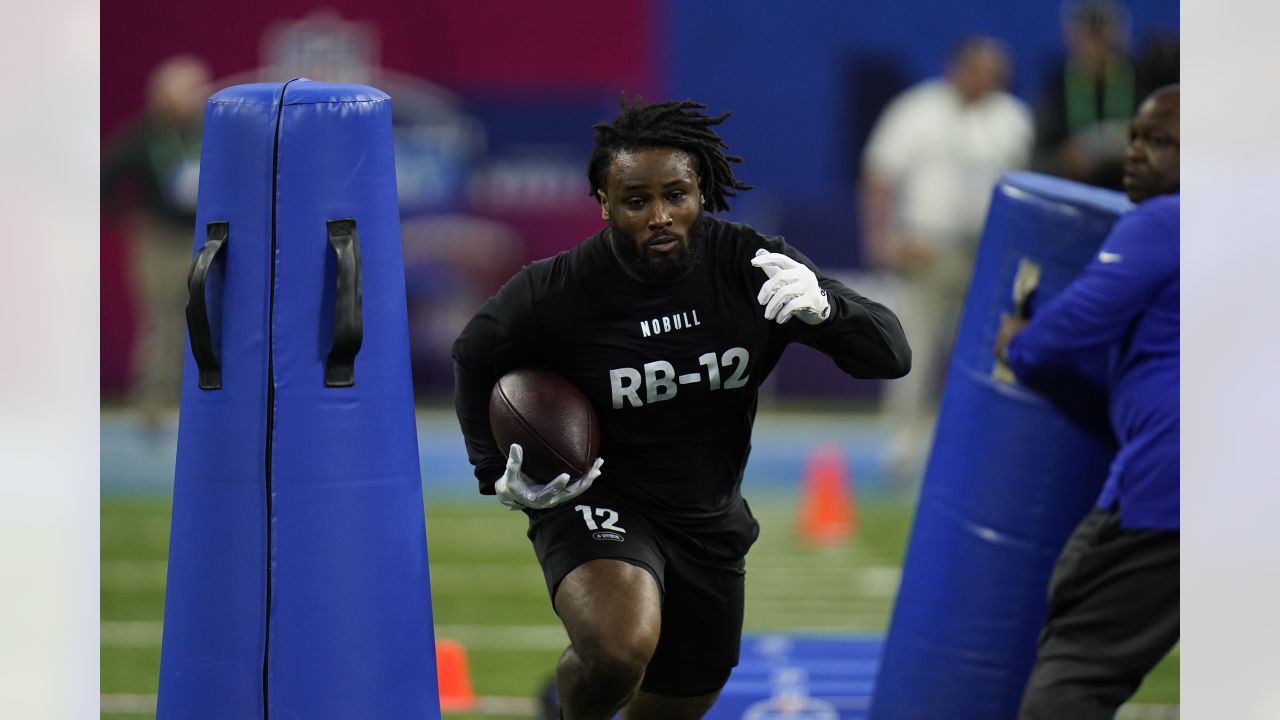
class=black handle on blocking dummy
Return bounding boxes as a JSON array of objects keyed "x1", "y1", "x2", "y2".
[
  {"x1": 185, "y1": 221, "x2": 229, "y2": 390},
  {"x1": 325, "y1": 218, "x2": 363, "y2": 387}
]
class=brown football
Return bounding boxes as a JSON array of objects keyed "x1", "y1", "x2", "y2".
[{"x1": 489, "y1": 367, "x2": 601, "y2": 479}]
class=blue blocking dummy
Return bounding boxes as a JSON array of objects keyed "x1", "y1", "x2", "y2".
[
  {"x1": 157, "y1": 80, "x2": 439, "y2": 719},
  {"x1": 870, "y1": 173, "x2": 1132, "y2": 720}
]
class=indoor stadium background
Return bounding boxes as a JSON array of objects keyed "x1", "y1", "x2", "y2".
[{"x1": 101, "y1": 2, "x2": 1180, "y2": 718}]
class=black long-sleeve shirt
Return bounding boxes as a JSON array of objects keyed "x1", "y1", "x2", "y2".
[{"x1": 452, "y1": 217, "x2": 910, "y2": 528}]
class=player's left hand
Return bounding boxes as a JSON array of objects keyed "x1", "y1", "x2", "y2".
[{"x1": 751, "y1": 249, "x2": 831, "y2": 325}]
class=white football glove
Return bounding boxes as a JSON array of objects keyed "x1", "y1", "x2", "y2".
[
  {"x1": 494, "y1": 443, "x2": 604, "y2": 511},
  {"x1": 751, "y1": 249, "x2": 832, "y2": 325}
]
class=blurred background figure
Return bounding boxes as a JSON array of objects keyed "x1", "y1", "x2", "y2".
[
  {"x1": 101, "y1": 54, "x2": 210, "y2": 427},
  {"x1": 860, "y1": 36, "x2": 1033, "y2": 483},
  {"x1": 1033, "y1": 0, "x2": 1136, "y2": 190}
]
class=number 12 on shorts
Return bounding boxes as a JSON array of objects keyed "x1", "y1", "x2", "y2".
[{"x1": 574, "y1": 505, "x2": 626, "y2": 533}]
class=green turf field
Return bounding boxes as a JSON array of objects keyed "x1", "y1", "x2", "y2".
[{"x1": 101, "y1": 496, "x2": 1177, "y2": 719}]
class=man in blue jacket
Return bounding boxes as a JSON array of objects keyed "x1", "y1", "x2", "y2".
[{"x1": 996, "y1": 84, "x2": 1179, "y2": 719}]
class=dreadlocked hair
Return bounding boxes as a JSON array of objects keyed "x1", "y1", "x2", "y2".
[{"x1": 587, "y1": 95, "x2": 753, "y2": 213}]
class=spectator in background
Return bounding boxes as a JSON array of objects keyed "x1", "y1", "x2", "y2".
[
  {"x1": 102, "y1": 55, "x2": 210, "y2": 425},
  {"x1": 860, "y1": 36, "x2": 1032, "y2": 483},
  {"x1": 1034, "y1": 0, "x2": 1137, "y2": 190},
  {"x1": 998, "y1": 85, "x2": 1180, "y2": 720},
  {"x1": 1135, "y1": 28, "x2": 1180, "y2": 96}
]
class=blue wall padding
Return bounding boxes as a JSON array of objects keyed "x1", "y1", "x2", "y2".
[
  {"x1": 158, "y1": 80, "x2": 439, "y2": 719},
  {"x1": 869, "y1": 173, "x2": 1132, "y2": 720}
]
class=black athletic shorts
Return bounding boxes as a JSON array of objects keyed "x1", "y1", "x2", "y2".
[{"x1": 525, "y1": 491, "x2": 759, "y2": 697}]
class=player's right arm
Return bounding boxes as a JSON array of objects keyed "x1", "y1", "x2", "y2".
[{"x1": 451, "y1": 270, "x2": 544, "y2": 495}]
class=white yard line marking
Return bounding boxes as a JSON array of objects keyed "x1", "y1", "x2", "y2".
[
  {"x1": 100, "y1": 693, "x2": 1173, "y2": 718},
  {"x1": 100, "y1": 621, "x2": 569, "y2": 650},
  {"x1": 1116, "y1": 705, "x2": 1180, "y2": 719},
  {"x1": 473, "y1": 696, "x2": 540, "y2": 715},
  {"x1": 101, "y1": 620, "x2": 162, "y2": 647},
  {"x1": 102, "y1": 559, "x2": 902, "y2": 595},
  {"x1": 100, "y1": 694, "x2": 157, "y2": 713},
  {"x1": 744, "y1": 614, "x2": 890, "y2": 629},
  {"x1": 100, "y1": 694, "x2": 541, "y2": 716}
]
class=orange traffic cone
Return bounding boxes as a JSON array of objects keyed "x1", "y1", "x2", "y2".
[
  {"x1": 436, "y1": 638, "x2": 477, "y2": 712},
  {"x1": 797, "y1": 443, "x2": 858, "y2": 545}
]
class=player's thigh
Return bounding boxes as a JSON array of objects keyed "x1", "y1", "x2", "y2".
[
  {"x1": 526, "y1": 498, "x2": 665, "y2": 651},
  {"x1": 555, "y1": 558, "x2": 662, "y2": 660}
]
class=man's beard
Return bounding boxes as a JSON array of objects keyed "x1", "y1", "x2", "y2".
[{"x1": 609, "y1": 213, "x2": 707, "y2": 285}]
